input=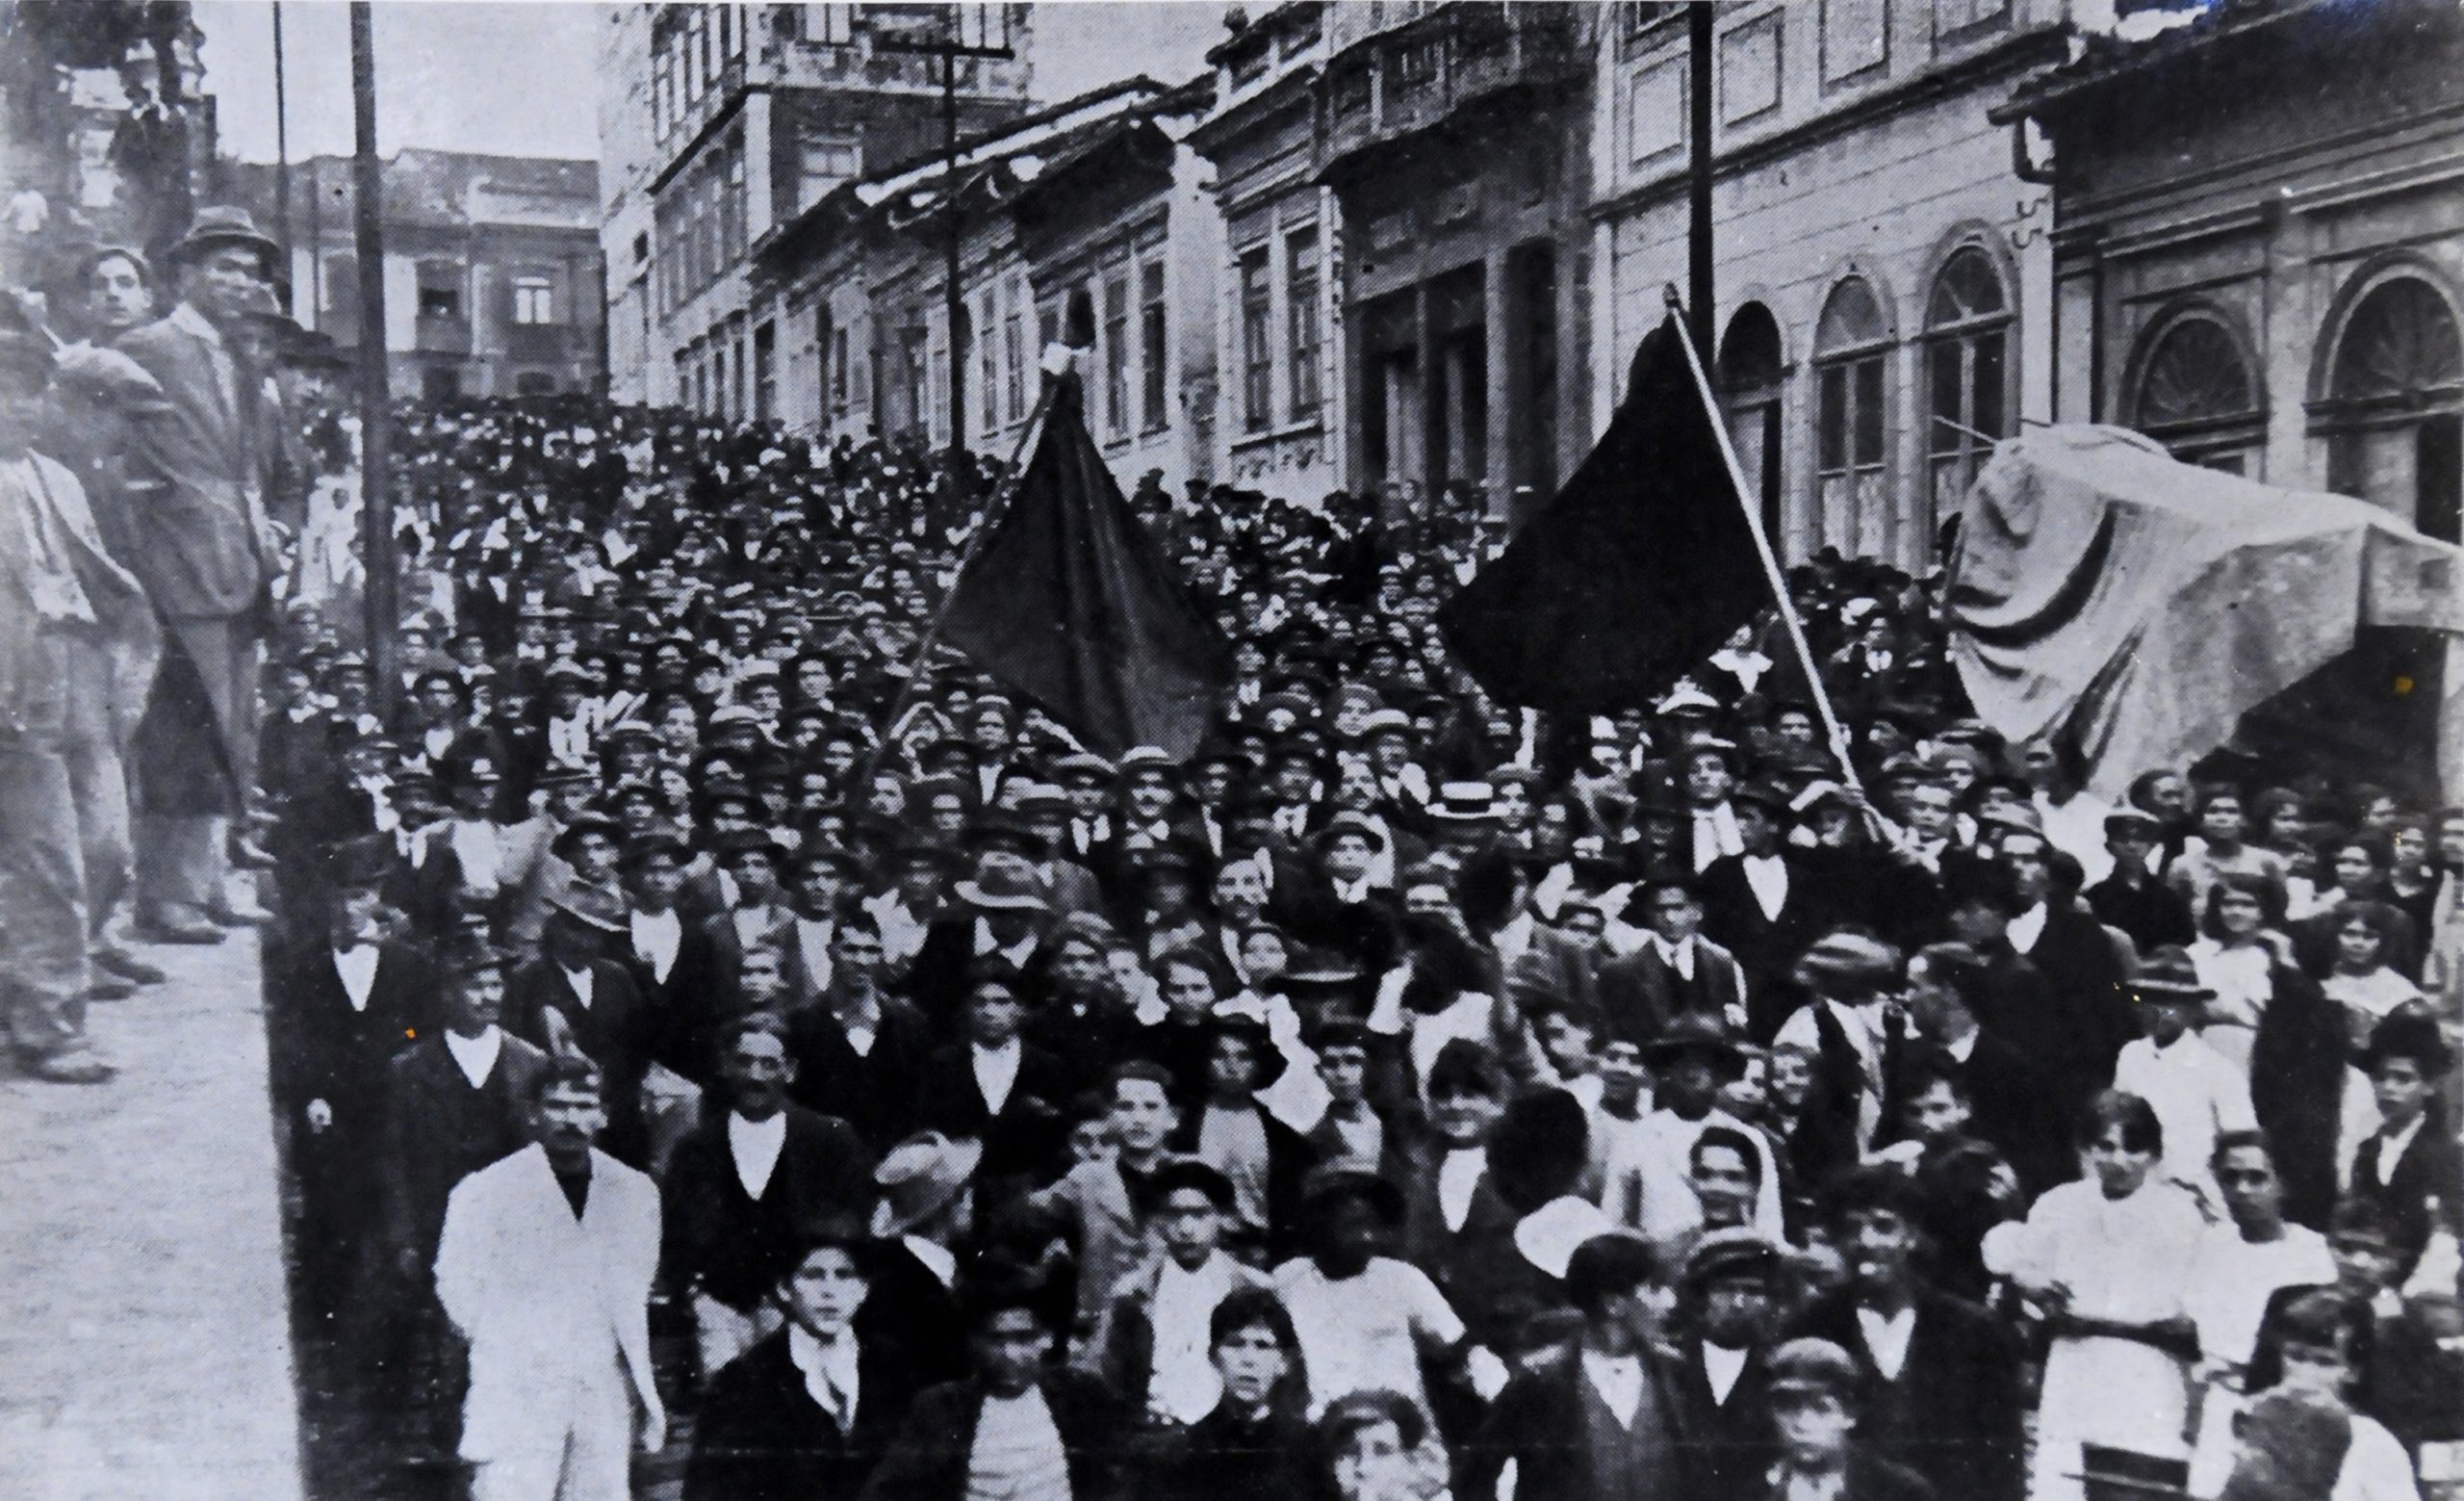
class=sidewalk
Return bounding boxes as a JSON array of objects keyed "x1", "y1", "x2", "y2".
[{"x1": 0, "y1": 928, "x2": 305, "y2": 1501}]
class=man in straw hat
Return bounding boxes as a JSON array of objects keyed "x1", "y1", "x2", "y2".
[
  {"x1": 860, "y1": 1129, "x2": 984, "y2": 1389},
  {"x1": 115, "y1": 205, "x2": 288, "y2": 943}
]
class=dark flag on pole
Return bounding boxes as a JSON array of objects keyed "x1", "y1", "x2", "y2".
[
  {"x1": 938, "y1": 373, "x2": 1231, "y2": 759},
  {"x1": 1436, "y1": 314, "x2": 1773, "y2": 714}
]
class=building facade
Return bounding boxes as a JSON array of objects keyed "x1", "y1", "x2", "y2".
[
  {"x1": 1596, "y1": 0, "x2": 2068, "y2": 571},
  {"x1": 596, "y1": 2, "x2": 1036, "y2": 412},
  {"x1": 1189, "y1": 2, "x2": 1347, "y2": 506},
  {"x1": 1311, "y1": 1, "x2": 1598, "y2": 519},
  {"x1": 250, "y1": 151, "x2": 604, "y2": 401},
  {"x1": 748, "y1": 79, "x2": 1223, "y2": 493},
  {"x1": 1999, "y1": 0, "x2": 2464, "y2": 794}
]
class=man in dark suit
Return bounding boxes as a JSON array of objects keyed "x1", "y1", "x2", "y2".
[
  {"x1": 269, "y1": 851, "x2": 434, "y2": 1316},
  {"x1": 788, "y1": 914, "x2": 937, "y2": 1151},
  {"x1": 665, "y1": 1013, "x2": 878, "y2": 1382},
  {"x1": 1598, "y1": 880, "x2": 1749, "y2": 1043},
  {"x1": 1697, "y1": 786, "x2": 1820, "y2": 1036},
  {"x1": 2348, "y1": 1008, "x2": 2463, "y2": 1260},
  {"x1": 2084, "y1": 809, "x2": 2196, "y2": 953},
  {"x1": 1462, "y1": 1231, "x2": 1691, "y2": 1501},
  {"x1": 686, "y1": 1216, "x2": 918, "y2": 1501},
  {"x1": 861, "y1": 1131, "x2": 982, "y2": 1391},
  {"x1": 374, "y1": 933, "x2": 545, "y2": 1426},
  {"x1": 1786, "y1": 1167, "x2": 2026, "y2": 1501},
  {"x1": 911, "y1": 966, "x2": 1069, "y2": 1202},
  {"x1": 897, "y1": 859, "x2": 1051, "y2": 1040},
  {"x1": 1272, "y1": 812, "x2": 1403, "y2": 976},
  {"x1": 1994, "y1": 826, "x2": 2134, "y2": 1100},
  {"x1": 380, "y1": 936, "x2": 546, "y2": 1282},
  {"x1": 1940, "y1": 859, "x2": 2106, "y2": 1128},
  {"x1": 860, "y1": 1278, "x2": 1125, "y2": 1501},
  {"x1": 509, "y1": 892, "x2": 654, "y2": 1165},
  {"x1": 116, "y1": 207, "x2": 286, "y2": 941},
  {"x1": 1658, "y1": 1229, "x2": 1786, "y2": 1501},
  {"x1": 616, "y1": 832, "x2": 725, "y2": 1084}
]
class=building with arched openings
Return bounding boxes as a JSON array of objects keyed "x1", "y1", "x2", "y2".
[
  {"x1": 1592, "y1": 0, "x2": 2072, "y2": 573},
  {"x1": 1998, "y1": 0, "x2": 2464, "y2": 797}
]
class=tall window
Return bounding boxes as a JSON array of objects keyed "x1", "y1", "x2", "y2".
[
  {"x1": 753, "y1": 321, "x2": 776, "y2": 424},
  {"x1": 1718, "y1": 302, "x2": 1786, "y2": 545},
  {"x1": 902, "y1": 325, "x2": 927, "y2": 435},
  {"x1": 2323, "y1": 275, "x2": 2463, "y2": 543},
  {"x1": 1923, "y1": 246, "x2": 2010, "y2": 531},
  {"x1": 980, "y1": 293, "x2": 1000, "y2": 431},
  {"x1": 1813, "y1": 275, "x2": 1891, "y2": 556},
  {"x1": 831, "y1": 325, "x2": 850, "y2": 412},
  {"x1": 1103, "y1": 272, "x2": 1130, "y2": 438},
  {"x1": 803, "y1": 3, "x2": 856, "y2": 44},
  {"x1": 1286, "y1": 228, "x2": 1322, "y2": 423},
  {"x1": 1240, "y1": 247, "x2": 1272, "y2": 433},
  {"x1": 1140, "y1": 260, "x2": 1168, "y2": 432},
  {"x1": 1004, "y1": 312, "x2": 1025, "y2": 423},
  {"x1": 816, "y1": 302, "x2": 836, "y2": 422},
  {"x1": 2130, "y1": 310, "x2": 2259, "y2": 472},
  {"x1": 512, "y1": 274, "x2": 554, "y2": 324}
]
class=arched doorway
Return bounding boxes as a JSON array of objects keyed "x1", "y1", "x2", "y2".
[
  {"x1": 1718, "y1": 302, "x2": 1786, "y2": 548},
  {"x1": 2322, "y1": 274, "x2": 2462, "y2": 544}
]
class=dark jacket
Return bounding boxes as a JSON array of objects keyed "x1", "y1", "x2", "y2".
[
  {"x1": 1657, "y1": 1335, "x2": 1780, "y2": 1501},
  {"x1": 1461, "y1": 1342, "x2": 1693, "y2": 1501},
  {"x1": 911, "y1": 1041, "x2": 1071, "y2": 1189},
  {"x1": 114, "y1": 308, "x2": 279, "y2": 618},
  {"x1": 858, "y1": 1371, "x2": 1124, "y2": 1501},
  {"x1": 1166, "y1": 1101, "x2": 1319, "y2": 1260},
  {"x1": 1597, "y1": 937, "x2": 1748, "y2": 1044},
  {"x1": 787, "y1": 994, "x2": 937, "y2": 1152},
  {"x1": 380, "y1": 1028, "x2": 548, "y2": 1265},
  {"x1": 1148, "y1": 1396, "x2": 1317, "y2": 1501},
  {"x1": 1697, "y1": 851, "x2": 1822, "y2": 1038},
  {"x1": 662, "y1": 1104, "x2": 878, "y2": 1312},
  {"x1": 1786, "y1": 1288, "x2": 2028, "y2": 1501},
  {"x1": 685, "y1": 1329, "x2": 917, "y2": 1501},
  {"x1": 506, "y1": 955, "x2": 654, "y2": 1160}
]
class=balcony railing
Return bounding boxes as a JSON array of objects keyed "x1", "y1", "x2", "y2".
[
  {"x1": 415, "y1": 313, "x2": 472, "y2": 355},
  {"x1": 1315, "y1": 4, "x2": 1582, "y2": 176}
]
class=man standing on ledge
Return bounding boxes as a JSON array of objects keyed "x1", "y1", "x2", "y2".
[{"x1": 114, "y1": 205, "x2": 284, "y2": 942}]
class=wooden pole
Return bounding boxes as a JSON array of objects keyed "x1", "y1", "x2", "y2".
[
  {"x1": 271, "y1": 1, "x2": 291, "y2": 309},
  {"x1": 1663, "y1": 287, "x2": 1862, "y2": 791},
  {"x1": 350, "y1": 1, "x2": 398, "y2": 716},
  {"x1": 1686, "y1": 3, "x2": 1715, "y2": 362}
]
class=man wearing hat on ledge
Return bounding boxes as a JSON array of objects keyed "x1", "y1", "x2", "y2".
[
  {"x1": 116, "y1": 205, "x2": 289, "y2": 943},
  {"x1": 0, "y1": 310, "x2": 162, "y2": 1080}
]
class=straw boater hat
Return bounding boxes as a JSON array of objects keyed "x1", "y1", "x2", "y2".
[{"x1": 870, "y1": 1131, "x2": 985, "y2": 1238}]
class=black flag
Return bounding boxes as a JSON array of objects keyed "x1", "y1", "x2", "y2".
[
  {"x1": 1436, "y1": 314, "x2": 1771, "y2": 713},
  {"x1": 938, "y1": 374, "x2": 1231, "y2": 758}
]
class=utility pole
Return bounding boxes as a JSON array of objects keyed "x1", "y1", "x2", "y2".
[
  {"x1": 1687, "y1": 1, "x2": 1715, "y2": 364},
  {"x1": 271, "y1": 1, "x2": 291, "y2": 310},
  {"x1": 349, "y1": 0, "x2": 398, "y2": 716},
  {"x1": 878, "y1": 5, "x2": 1014, "y2": 483}
]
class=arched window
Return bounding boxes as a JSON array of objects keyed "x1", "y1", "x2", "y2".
[
  {"x1": 1718, "y1": 303, "x2": 1785, "y2": 546},
  {"x1": 2323, "y1": 275, "x2": 2463, "y2": 544},
  {"x1": 1924, "y1": 246, "x2": 2011, "y2": 538},
  {"x1": 1814, "y1": 276, "x2": 1891, "y2": 556},
  {"x1": 2129, "y1": 311, "x2": 2260, "y2": 473}
]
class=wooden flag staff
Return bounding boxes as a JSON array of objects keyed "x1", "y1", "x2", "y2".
[{"x1": 1660, "y1": 284, "x2": 1866, "y2": 796}]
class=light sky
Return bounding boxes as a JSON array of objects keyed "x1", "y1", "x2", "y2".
[{"x1": 198, "y1": 0, "x2": 1228, "y2": 166}]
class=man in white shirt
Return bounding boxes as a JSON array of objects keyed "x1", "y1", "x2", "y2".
[
  {"x1": 1682, "y1": 741, "x2": 1744, "y2": 873},
  {"x1": 2185, "y1": 1132, "x2": 2337, "y2": 1484},
  {"x1": 783, "y1": 843, "x2": 856, "y2": 1002},
  {"x1": 2113, "y1": 948, "x2": 2256, "y2": 1201}
]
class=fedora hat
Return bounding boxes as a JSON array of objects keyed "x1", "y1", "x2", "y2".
[
  {"x1": 2126, "y1": 945, "x2": 2214, "y2": 1004},
  {"x1": 954, "y1": 858, "x2": 1051, "y2": 912},
  {"x1": 1641, "y1": 1010, "x2": 1745, "y2": 1072},
  {"x1": 170, "y1": 205, "x2": 279, "y2": 271},
  {"x1": 870, "y1": 1130, "x2": 984, "y2": 1238}
]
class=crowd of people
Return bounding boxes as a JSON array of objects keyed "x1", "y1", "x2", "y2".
[{"x1": 8, "y1": 201, "x2": 2464, "y2": 1501}]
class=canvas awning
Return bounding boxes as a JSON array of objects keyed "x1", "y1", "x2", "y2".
[{"x1": 1945, "y1": 425, "x2": 2464, "y2": 800}]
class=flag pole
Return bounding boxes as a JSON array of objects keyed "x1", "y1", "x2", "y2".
[
  {"x1": 1660, "y1": 286, "x2": 1863, "y2": 793},
  {"x1": 857, "y1": 373, "x2": 1061, "y2": 785}
]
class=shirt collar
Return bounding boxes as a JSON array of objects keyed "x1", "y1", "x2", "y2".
[{"x1": 168, "y1": 301, "x2": 224, "y2": 348}]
